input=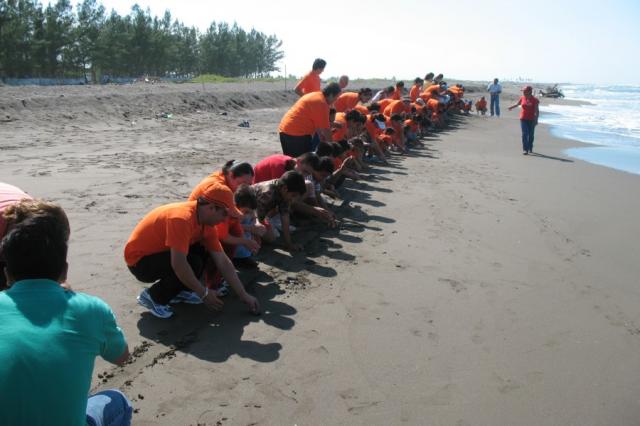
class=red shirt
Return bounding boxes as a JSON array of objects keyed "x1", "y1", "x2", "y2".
[
  {"x1": 253, "y1": 154, "x2": 294, "y2": 183},
  {"x1": 519, "y1": 95, "x2": 539, "y2": 121}
]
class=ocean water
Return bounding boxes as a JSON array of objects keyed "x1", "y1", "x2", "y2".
[{"x1": 539, "y1": 85, "x2": 640, "y2": 175}]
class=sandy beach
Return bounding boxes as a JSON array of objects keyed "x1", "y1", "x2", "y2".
[{"x1": 1, "y1": 81, "x2": 640, "y2": 425}]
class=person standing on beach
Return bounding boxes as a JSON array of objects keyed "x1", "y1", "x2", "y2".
[
  {"x1": 294, "y1": 58, "x2": 326, "y2": 96},
  {"x1": 0, "y1": 213, "x2": 132, "y2": 426},
  {"x1": 125, "y1": 183, "x2": 260, "y2": 318},
  {"x1": 279, "y1": 83, "x2": 342, "y2": 157},
  {"x1": 508, "y1": 85, "x2": 540, "y2": 154},
  {"x1": 487, "y1": 78, "x2": 502, "y2": 116}
]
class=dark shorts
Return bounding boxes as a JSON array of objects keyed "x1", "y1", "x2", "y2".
[{"x1": 279, "y1": 133, "x2": 313, "y2": 157}]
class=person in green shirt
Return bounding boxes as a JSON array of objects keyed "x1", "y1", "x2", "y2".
[{"x1": 0, "y1": 210, "x2": 131, "y2": 426}]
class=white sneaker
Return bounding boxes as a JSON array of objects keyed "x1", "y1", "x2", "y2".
[
  {"x1": 216, "y1": 281, "x2": 230, "y2": 297},
  {"x1": 169, "y1": 290, "x2": 203, "y2": 305},
  {"x1": 137, "y1": 288, "x2": 173, "y2": 318}
]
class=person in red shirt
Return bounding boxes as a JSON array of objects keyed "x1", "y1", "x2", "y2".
[
  {"x1": 294, "y1": 58, "x2": 326, "y2": 96},
  {"x1": 509, "y1": 86, "x2": 540, "y2": 154},
  {"x1": 279, "y1": 83, "x2": 342, "y2": 157},
  {"x1": 125, "y1": 183, "x2": 259, "y2": 318}
]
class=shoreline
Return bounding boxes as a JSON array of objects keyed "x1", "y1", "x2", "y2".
[{"x1": 2, "y1": 83, "x2": 640, "y2": 425}]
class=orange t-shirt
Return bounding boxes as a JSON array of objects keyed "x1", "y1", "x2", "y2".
[
  {"x1": 377, "y1": 134, "x2": 393, "y2": 147},
  {"x1": 124, "y1": 201, "x2": 222, "y2": 266},
  {"x1": 427, "y1": 98, "x2": 440, "y2": 112},
  {"x1": 425, "y1": 84, "x2": 440, "y2": 95},
  {"x1": 296, "y1": 71, "x2": 321, "y2": 95},
  {"x1": 383, "y1": 100, "x2": 411, "y2": 117},
  {"x1": 332, "y1": 112, "x2": 348, "y2": 141},
  {"x1": 476, "y1": 99, "x2": 487, "y2": 109},
  {"x1": 279, "y1": 92, "x2": 330, "y2": 136},
  {"x1": 365, "y1": 115, "x2": 383, "y2": 140},
  {"x1": 409, "y1": 84, "x2": 422, "y2": 102},
  {"x1": 333, "y1": 92, "x2": 360, "y2": 113},
  {"x1": 353, "y1": 104, "x2": 369, "y2": 115},
  {"x1": 377, "y1": 98, "x2": 393, "y2": 111},
  {"x1": 391, "y1": 88, "x2": 402, "y2": 100},
  {"x1": 404, "y1": 119, "x2": 419, "y2": 132}
]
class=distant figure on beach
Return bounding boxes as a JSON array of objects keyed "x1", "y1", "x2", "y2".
[
  {"x1": 508, "y1": 85, "x2": 540, "y2": 154},
  {"x1": 125, "y1": 183, "x2": 260, "y2": 318},
  {"x1": 0, "y1": 212, "x2": 132, "y2": 426},
  {"x1": 475, "y1": 96, "x2": 488, "y2": 115},
  {"x1": 295, "y1": 58, "x2": 326, "y2": 96},
  {"x1": 338, "y1": 75, "x2": 349, "y2": 91},
  {"x1": 487, "y1": 78, "x2": 502, "y2": 117},
  {"x1": 279, "y1": 82, "x2": 342, "y2": 157}
]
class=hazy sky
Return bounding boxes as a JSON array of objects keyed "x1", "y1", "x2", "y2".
[{"x1": 87, "y1": 0, "x2": 640, "y2": 84}]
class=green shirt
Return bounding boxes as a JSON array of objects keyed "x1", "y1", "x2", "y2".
[{"x1": 0, "y1": 279, "x2": 127, "y2": 426}]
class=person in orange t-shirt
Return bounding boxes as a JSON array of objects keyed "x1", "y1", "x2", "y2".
[
  {"x1": 475, "y1": 96, "x2": 488, "y2": 115},
  {"x1": 279, "y1": 83, "x2": 341, "y2": 157},
  {"x1": 294, "y1": 58, "x2": 326, "y2": 97},
  {"x1": 333, "y1": 88, "x2": 373, "y2": 113},
  {"x1": 377, "y1": 97, "x2": 393, "y2": 112},
  {"x1": 386, "y1": 114, "x2": 406, "y2": 152},
  {"x1": 391, "y1": 81, "x2": 404, "y2": 100},
  {"x1": 189, "y1": 161, "x2": 257, "y2": 263},
  {"x1": 125, "y1": 183, "x2": 259, "y2": 318},
  {"x1": 332, "y1": 110, "x2": 365, "y2": 142},
  {"x1": 410, "y1": 77, "x2": 423, "y2": 102},
  {"x1": 383, "y1": 98, "x2": 412, "y2": 118}
]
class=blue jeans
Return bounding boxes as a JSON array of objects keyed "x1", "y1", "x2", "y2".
[
  {"x1": 520, "y1": 119, "x2": 536, "y2": 152},
  {"x1": 86, "y1": 389, "x2": 132, "y2": 426},
  {"x1": 490, "y1": 94, "x2": 500, "y2": 116}
]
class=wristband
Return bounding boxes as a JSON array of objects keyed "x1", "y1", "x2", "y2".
[{"x1": 200, "y1": 287, "x2": 209, "y2": 301}]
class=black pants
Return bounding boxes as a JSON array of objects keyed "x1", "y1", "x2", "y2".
[
  {"x1": 279, "y1": 132, "x2": 313, "y2": 157},
  {"x1": 128, "y1": 244, "x2": 208, "y2": 305}
]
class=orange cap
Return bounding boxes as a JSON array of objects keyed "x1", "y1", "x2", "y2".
[{"x1": 200, "y1": 183, "x2": 243, "y2": 218}]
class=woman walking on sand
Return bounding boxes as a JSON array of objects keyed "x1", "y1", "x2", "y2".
[{"x1": 509, "y1": 86, "x2": 540, "y2": 155}]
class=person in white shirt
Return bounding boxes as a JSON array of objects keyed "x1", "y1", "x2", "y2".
[{"x1": 487, "y1": 78, "x2": 502, "y2": 117}]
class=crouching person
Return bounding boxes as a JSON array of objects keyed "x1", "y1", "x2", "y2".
[
  {"x1": 0, "y1": 212, "x2": 132, "y2": 426},
  {"x1": 125, "y1": 183, "x2": 259, "y2": 318},
  {"x1": 253, "y1": 170, "x2": 307, "y2": 252}
]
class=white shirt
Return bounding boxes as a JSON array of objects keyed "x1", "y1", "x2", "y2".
[
  {"x1": 371, "y1": 90, "x2": 386, "y2": 103},
  {"x1": 487, "y1": 83, "x2": 502, "y2": 95}
]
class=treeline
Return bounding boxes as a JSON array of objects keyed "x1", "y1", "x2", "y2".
[{"x1": 0, "y1": 0, "x2": 284, "y2": 80}]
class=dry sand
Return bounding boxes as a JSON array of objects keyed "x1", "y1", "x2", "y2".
[{"x1": 1, "y1": 81, "x2": 640, "y2": 426}]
